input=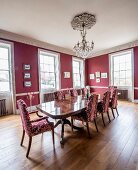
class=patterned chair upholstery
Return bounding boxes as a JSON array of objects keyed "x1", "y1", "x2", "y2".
[
  {"x1": 82, "y1": 88, "x2": 87, "y2": 96},
  {"x1": 97, "y1": 91, "x2": 111, "y2": 126},
  {"x1": 108, "y1": 86, "x2": 117, "y2": 98},
  {"x1": 54, "y1": 91, "x2": 64, "y2": 100},
  {"x1": 70, "y1": 89, "x2": 78, "y2": 97},
  {"x1": 71, "y1": 94, "x2": 99, "y2": 137},
  {"x1": 17, "y1": 99, "x2": 55, "y2": 158},
  {"x1": 109, "y1": 88, "x2": 119, "y2": 117}
]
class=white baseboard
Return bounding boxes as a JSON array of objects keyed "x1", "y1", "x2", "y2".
[{"x1": 134, "y1": 100, "x2": 138, "y2": 103}]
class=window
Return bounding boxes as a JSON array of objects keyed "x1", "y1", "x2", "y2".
[
  {"x1": 73, "y1": 58, "x2": 84, "y2": 88},
  {"x1": 110, "y1": 50, "x2": 133, "y2": 87},
  {"x1": 0, "y1": 43, "x2": 11, "y2": 92},
  {"x1": 39, "y1": 50, "x2": 60, "y2": 91}
]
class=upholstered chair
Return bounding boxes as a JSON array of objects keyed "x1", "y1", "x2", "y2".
[
  {"x1": 97, "y1": 91, "x2": 111, "y2": 126},
  {"x1": 82, "y1": 88, "x2": 87, "y2": 96},
  {"x1": 108, "y1": 86, "x2": 117, "y2": 98},
  {"x1": 17, "y1": 99, "x2": 55, "y2": 158},
  {"x1": 54, "y1": 91, "x2": 64, "y2": 100},
  {"x1": 71, "y1": 94, "x2": 98, "y2": 137},
  {"x1": 109, "y1": 88, "x2": 119, "y2": 118},
  {"x1": 70, "y1": 89, "x2": 78, "y2": 97}
]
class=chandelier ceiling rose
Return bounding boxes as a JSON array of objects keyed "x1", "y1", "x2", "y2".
[{"x1": 71, "y1": 12, "x2": 96, "y2": 31}]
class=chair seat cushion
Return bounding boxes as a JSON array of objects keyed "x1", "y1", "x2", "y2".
[{"x1": 31, "y1": 119, "x2": 54, "y2": 136}]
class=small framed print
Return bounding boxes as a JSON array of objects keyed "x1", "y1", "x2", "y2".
[
  {"x1": 24, "y1": 73, "x2": 31, "y2": 79},
  {"x1": 95, "y1": 72, "x2": 101, "y2": 78},
  {"x1": 101, "y1": 73, "x2": 108, "y2": 78},
  {"x1": 24, "y1": 64, "x2": 31, "y2": 70},
  {"x1": 89, "y1": 74, "x2": 95, "y2": 80},
  {"x1": 64, "y1": 72, "x2": 70, "y2": 78},
  {"x1": 24, "y1": 81, "x2": 32, "y2": 87},
  {"x1": 96, "y1": 78, "x2": 100, "y2": 83}
]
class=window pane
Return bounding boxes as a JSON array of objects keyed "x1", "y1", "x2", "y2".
[
  {"x1": 0, "y1": 71, "x2": 9, "y2": 82},
  {"x1": 0, "y1": 82, "x2": 10, "y2": 91},
  {"x1": 120, "y1": 71, "x2": 125, "y2": 78},
  {"x1": 0, "y1": 59, "x2": 9, "y2": 70},
  {"x1": 114, "y1": 64, "x2": 119, "y2": 71},
  {"x1": 120, "y1": 79, "x2": 126, "y2": 86},
  {"x1": 120, "y1": 63, "x2": 126, "y2": 70},
  {"x1": 0, "y1": 47, "x2": 8, "y2": 59}
]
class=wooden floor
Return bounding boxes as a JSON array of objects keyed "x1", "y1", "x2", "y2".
[{"x1": 0, "y1": 101, "x2": 138, "y2": 170}]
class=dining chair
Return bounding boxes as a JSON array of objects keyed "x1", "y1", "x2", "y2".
[
  {"x1": 108, "y1": 86, "x2": 117, "y2": 98},
  {"x1": 54, "y1": 91, "x2": 64, "y2": 100},
  {"x1": 71, "y1": 94, "x2": 99, "y2": 137},
  {"x1": 82, "y1": 88, "x2": 87, "y2": 96},
  {"x1": 70, "y1": 89, "x2": 78, "y2": 97},
  {"x1": 97, "y1": 91, "x2": 111, "y2": 126},
  {"x1": 109, "y1": 88, "x2": 119, "y2": 118},
  {"x1": 17, "y1": 99, "x2": 55, "y2": 158}
]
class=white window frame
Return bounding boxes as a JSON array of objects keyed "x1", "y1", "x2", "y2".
[
  {"x1": 109, "y1": 49, "x2": 134, "y2": 101},
  {"x1": 72, "y1": 57, "x2": 85, "y2": 88},
  {"x1": 38, "y1": 49, "x2": 60, "y2": 95}
]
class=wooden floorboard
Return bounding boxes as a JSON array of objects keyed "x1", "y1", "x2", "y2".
[{"x1": 0, "y1": 101, "x2": 138, "y2": 170}]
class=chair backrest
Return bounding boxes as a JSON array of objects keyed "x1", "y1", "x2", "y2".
[
  {"x1": 108, "y1": 86, "x2": 117, "y2": 98},
  {"x1": 82, "y1": 88, "x2": 87, "y2": 96},
  {"x1": 86, "y1": 94, "x2": 98, "y2": 121},
  {"x1": 102, "y1": 91, "x2": 111, "y2": 112},
  {"x1": 111, "y1": 88, "x2": 118, "y2": 108},
  {"x1": 17, "y1": 99, "x2": 32, "y2": 136},
  {"x1": 54, "y1": 91, "x2": 64, "y2": 100},
  {"x1": 70, "y1": 89, "x2": 78, "y2": 97}
]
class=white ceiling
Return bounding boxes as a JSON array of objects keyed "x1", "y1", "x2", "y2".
[{"x1": 0, "y1": 0, "x2": 138, "y2": 56}]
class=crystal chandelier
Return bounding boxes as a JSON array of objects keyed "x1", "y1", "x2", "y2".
[{"x1": 71, "y1": 13, "x2": 96, "y2": 59}]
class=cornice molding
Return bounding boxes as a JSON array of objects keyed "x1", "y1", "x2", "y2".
[
  {"x1": 0, "y1": 29, "x2": 74, "y2": 55},
  {"x1": 0, "y1": 29, "x2": 137, "y2": 58},
  {"x1": 87, "y1": 40, "x2": 138, "y2": 58}
]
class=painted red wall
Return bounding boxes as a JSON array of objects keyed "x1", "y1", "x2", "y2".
[
  {"x1": 86, "y1": 54, "x2": 109, "y2": 93},
  {"x1": 134, "y1": 46, "x2": 138, "y2": 99},
  {"x1": 60, "y1": 53, "x2": 73, "y2": 89}
]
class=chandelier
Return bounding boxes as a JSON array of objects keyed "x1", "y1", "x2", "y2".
[{"x1": 71, "y1": 13, "x2": 96, "y2": 59}]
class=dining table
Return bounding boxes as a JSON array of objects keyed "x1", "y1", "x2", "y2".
[{"x1": 36, "y1": 95, "x2": 89, "y2": 144}]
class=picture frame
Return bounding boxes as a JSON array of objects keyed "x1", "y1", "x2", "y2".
[
  {"x1": 24, "y1": 64, "x2": 31, "y2": 70},
  {"x1": 64, "y1": 72, "x2": 70, "y2": 78},
  {"x1": 95, "y1": 72, "x2": 101, "y2": 78},
  {"x1": 89, "y1": 73, "x2": 95, "y2": 80},
  {"x1": 101, "y1": 73, "x2": 108, "y2": 78},
  {"x1": 96, "y1": 78, "x2": 100, "y2": 83},
  {"x1": 24, "y1": 81, "x2": 32, "y2": 87},
  {"x1": 24, "y1": 73, "x2": 31, "y2": 79}
]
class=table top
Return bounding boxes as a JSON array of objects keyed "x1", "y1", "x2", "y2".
[{"x1": 36, "y1": 96, "x2": 88, "y2": 119}]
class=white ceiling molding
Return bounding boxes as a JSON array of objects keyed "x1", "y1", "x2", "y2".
[
  {"x1": 0, "y1": 29, "x2": 75, "y2": 55},
  {"x1": 87, "y1": 40, "x2": 138, "y2": 58}
]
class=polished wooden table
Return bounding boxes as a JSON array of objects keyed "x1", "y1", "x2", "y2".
[{"x1": 36, "y1": 96, "x2": 88, "y2": 144}]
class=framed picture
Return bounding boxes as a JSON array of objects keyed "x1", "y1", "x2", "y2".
[
  {"x1": 101, "y1": 73, "x2": 108, "y2": 78},
  {"x1": 24, "y1": 64, "x2": 31, "y2": 70},
  {"x1": 89, "y1": 74, "x2": 95, "y2": 79},
  {"x1": 24, "y1": 81, "x2": 32, "y2": 87},
  {"x1": 95, "y1": 72, "x2": 101, "y2": 78},
  {"x1": 96, "y1": 78, "x2": 100, "y2": 83},
  {"x1": 64, "y1": 72, "x2": 70, "y2": 78},
  {"x1": 24, "y1": 73, "x2": 31, "y2": 79}
]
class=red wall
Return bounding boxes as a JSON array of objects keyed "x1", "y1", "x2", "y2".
[
  {"x1": 86, "y1": 46, "x2": 138, "y2": 100},
  {"x1": 86, "y1": 54, "x2": 109, "y2": 93},
  {"x1": 60, "y1": 53, "x2": 73, "y2": 89},
  {"x1": 0, "y1": 39, "x2": 74, "y2": 106},
  {"x1": 134, "y1": 46, "x2": 138, "y2": 99}
]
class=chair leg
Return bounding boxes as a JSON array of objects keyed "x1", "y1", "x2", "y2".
[
  {"x1": 101, "y1": 113, "x2": 105, "y2": 127},
  {"x1": 26, "y1": 137, "x2": 32, "y2": 158},
  {"x1": 94, "y1": 119, "x2": 98, "y2": 132},
  {"x1": 86, "y1": 122, "x2": 91, "y2": 138},
  {"x1": 20, "y1": 129, "x2": 25, "y2": 146},
  {"x1": 111, "y1": 108, "x2": 115, "y2": 119},
  {"x1": 71, "y1": 118, "x2": 73, "y2": 132},
  {"x1": 116, "y1": 108, "x2": 119, "y2": 116},
  {"x1": 107, "y1": 111, "x2": 111, "y2": 123},
  {"x1": 52, "y1": 128, "x2": 55, "y2": 146}
]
